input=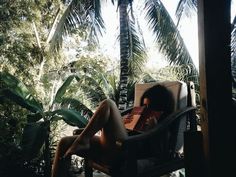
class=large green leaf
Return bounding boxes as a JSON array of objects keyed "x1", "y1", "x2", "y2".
[
  {"x1": 21, "y1": 121, "x2": 49, "y2": 160},
  {"x1": 0, "y1": 89, "x2": 42, "y2": 113},
  {"x1": 61, "y1": 97, "x2": 94, "y2": 118},
  {"x1": 54, "y1": 75, "x2": 81, "y2": 103},
  {"x1": 52, "y1": 109, "x2": 88, "y2": 127},
  {"x1": 0, "y1": 72, "x2": 43, "y2": 112}
]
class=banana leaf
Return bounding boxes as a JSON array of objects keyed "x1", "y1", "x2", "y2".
[
  {"x1": 54, "y1": 75, "x2": 81, "y2": 103},
  {"x1": 0, "y1": 72, "x2": 43, "y2": 112},
  {"x1": 0, "y1": 89, "x2": 42, "y2": 113},
  {"x1": 61, "y1": 97, "x2": 94, "y2": 118},
  {"x1": 52, "y1": 109, "x2": 88, "y2": 127}
]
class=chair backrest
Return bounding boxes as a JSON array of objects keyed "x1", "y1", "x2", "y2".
[{"x1": 134, "y1": 81, "x2": 188, "y2": 153}]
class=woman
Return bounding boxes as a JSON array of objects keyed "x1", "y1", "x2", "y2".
[{"x1": 51, "y1": 84, "x2": 174, "y2": 177}]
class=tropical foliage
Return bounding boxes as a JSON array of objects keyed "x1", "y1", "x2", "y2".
[
  {"x1": 0, "y1": 51, "x2": 140, "y2": 176},
  {"x1": 49, "y1": 0, "x2": 199, "y2": 109},
  {"x1": 0, "y1": 71, "x2": 91, "y2": 176},
  {"x1": 0, "y1": 0, "x2": 204, "y2": 176}
]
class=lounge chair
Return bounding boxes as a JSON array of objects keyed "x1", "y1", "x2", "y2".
[{"x1": 74, "y1": 80, "x2": 198, "y2": 177}]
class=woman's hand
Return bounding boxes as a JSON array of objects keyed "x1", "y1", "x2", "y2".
[
  {"x1": 123, "y1": 114, "x2": 132, "y2": 124},
  {"x1": 144, "y1": 116, "x2": 157, "y2": 129}
]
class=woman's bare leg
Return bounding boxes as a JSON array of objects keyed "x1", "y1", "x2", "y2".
[
  {"x1": 64, "y1": 99, "x2": 128, "y2": 157},
  {"x1": 51, "y1": 136, "x2": 77, "y2": 177},
  {"x1": 52, "y1": 136, "x2": 103, "y2": 177},
  {"x1": 52, "y1": 99, "x2": 128, "y2": 177}
]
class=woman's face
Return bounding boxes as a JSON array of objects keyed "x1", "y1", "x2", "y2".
[{"x1": 143, "y1": 98, "x2": 151, "y2": 106}]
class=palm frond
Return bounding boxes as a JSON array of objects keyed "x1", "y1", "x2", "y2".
[
  {"x1": 49, "y1": 0, "x2": 83, "y2": 51},
  {"x1": 111, "y1": 0, "x2": 115, "y2": 5},
  {"x1": 86, "y1": 0, "x2": 105, "y2": 44},
  {"x1": 175, "y1": 0, "x2": 197, "y2": 26},
  {"x1": 144, "y1": 0, "x2": 198, "y2": 82},
  {"x1": 50, "y1": 0, "x2": 105, "y2": 51},
  {"x1": 127, "y1": 15, "x2": 147, "y2": 78}
]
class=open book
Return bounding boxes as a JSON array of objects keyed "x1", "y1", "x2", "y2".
[
  {"x1": 123, "y1": 106, "x2": 146, "y2": 131},
  {"x1": 123, "y1": 106, "x2": 163, "y2": 131}
]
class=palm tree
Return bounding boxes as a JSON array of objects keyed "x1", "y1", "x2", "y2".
[
  {"x1": 176, "y1": 0, "x2": 236, "y2": 98},
  {"x1": 231, "y1": 15, "x2": 236, "y2": 98},
  {"x1": 49, "y1": 0, "x2": 199, "y2": 108}
]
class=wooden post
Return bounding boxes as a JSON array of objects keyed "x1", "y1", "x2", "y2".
[{"x1": 197, "y1": 0, "x2": 235, "y2": 176}]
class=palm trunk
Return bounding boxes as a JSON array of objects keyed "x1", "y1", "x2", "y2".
[
  {"x1": 232, "y1": 55, "x2": 236, "y2": 89},
  {"x1": 119, "y1": 0, "x2": 129, "y2": 110},
  {"x1": 231, "y1": 26, "x2": 236, "y2": 97}
]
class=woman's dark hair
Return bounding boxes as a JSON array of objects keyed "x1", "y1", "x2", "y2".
[{"x1": 140, "y1": 84, "x2": 174, "y2": 114}]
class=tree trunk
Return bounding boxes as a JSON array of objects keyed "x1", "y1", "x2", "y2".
[
  {"x1": 119, "y1": 0, "x2": 129, "y2": 110},
  {"x1": 231, "y1": 19, "x2": 236, "y2": 94}
]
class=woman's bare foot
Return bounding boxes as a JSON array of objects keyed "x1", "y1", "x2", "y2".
[{"x1": 63, "y1": 139, "x2": 90, "y2": 158}]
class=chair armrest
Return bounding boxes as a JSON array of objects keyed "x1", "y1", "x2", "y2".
[{"x1": 116, "y1": 106, "x2": 197, "y2": 147}]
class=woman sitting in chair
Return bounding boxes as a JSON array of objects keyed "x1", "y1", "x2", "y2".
[{"x1": 51, "y1": 84, "x2": 174, "y2": 177}]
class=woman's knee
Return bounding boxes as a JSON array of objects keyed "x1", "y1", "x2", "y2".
[{"x1": 101, "y1": 98, "x2": 116, "y2": 108}]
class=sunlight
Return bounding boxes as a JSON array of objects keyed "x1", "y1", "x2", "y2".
[
  {"x1": 100, "y1": 0, "x2": 236, "y2": 71},
  {"x1": 157, "y1": 0, "x2": 199, "y2": 69},
  {"x1": 100, "y1": 0, "x2": 199, "y2": 70},
  {"x1": 100, "y1": 1, "x2": 119, "y2": 60},
  {"x1": 232, "y1": 0, "x2": 236, "y2": 20},
  {"x1": 100, "y1": 1, "x2": 170, "y2": 69}
]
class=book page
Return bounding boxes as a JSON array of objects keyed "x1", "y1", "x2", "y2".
[{"x1": 124, "y1": 114, "x2": 141, "y2": 130}]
